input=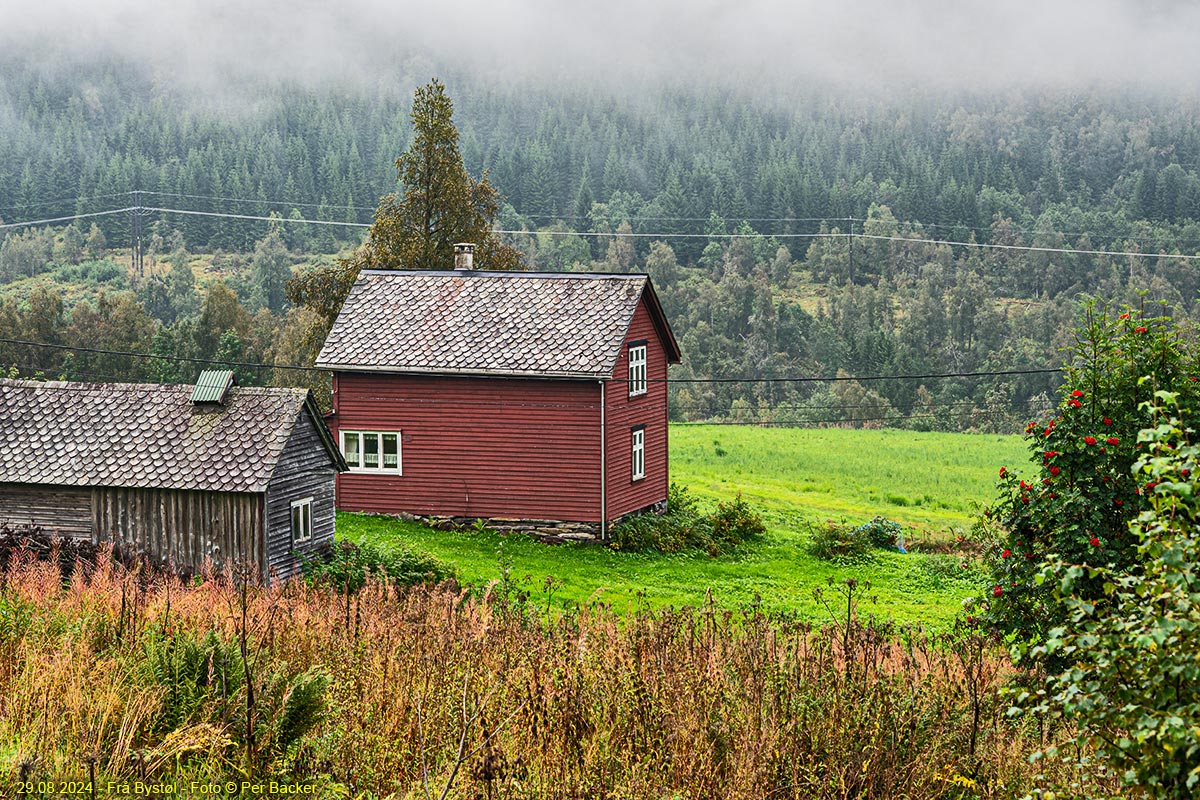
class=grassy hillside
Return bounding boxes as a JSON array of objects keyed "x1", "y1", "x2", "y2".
[
  {"x1": 340, "y1": 425, "x2": 1033, "y2": 627},
  {"x1": 673, "y1": 425, "x2": 1026, "y2": 533}
]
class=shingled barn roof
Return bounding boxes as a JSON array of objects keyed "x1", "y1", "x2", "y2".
[
  {"x1": 315, "y1": 270, "x2": 681, "y2": 378},
  {"x1": 0, "y1": 379, "x2": 341, "y2": 493}
]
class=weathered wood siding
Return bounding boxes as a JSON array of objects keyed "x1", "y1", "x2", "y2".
[
  {"x1": 265, "y1": 412, "x2": 338, "y2": 580},
  {"x1": 92, "y1": 488, "x2": 264, "y2": 576},
  {"x1": 0, "y1": 483, "x2": 93, "y2": 538},
  {"x1": 332, "y1": 373, "x2": 603, "y2": 521},
  {"x1": 605, "y1": 299, "x2": 672, "y2": 520}
]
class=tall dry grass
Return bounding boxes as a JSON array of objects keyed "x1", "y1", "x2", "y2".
[{"x1": 0, "y1": 546, "x2": 1112, "y2": 799}]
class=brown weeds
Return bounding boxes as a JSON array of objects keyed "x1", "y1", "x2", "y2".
[{"x1": 0, "y1": 547, "x2": 1115, "y2": 798}]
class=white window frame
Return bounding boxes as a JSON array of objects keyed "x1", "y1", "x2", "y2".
[
  {"x1": 291, "y1": 497, "x2": 313, "y2": 544},
  {"x1": 631, "y1": 426, "x2": 646, "y2": 481},
  {"x1": 628, "y1": 342, "x2": 648, "y2": 397},
  {"x1": 340, "y1": 430, "x2": 403, "y2": 474}
]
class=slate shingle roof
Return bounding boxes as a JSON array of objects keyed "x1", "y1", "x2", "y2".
[
  {"x1": 316, "y1": 270, "x2": 667, "y2": 378},
  {"x1": 0, "y1": 379, "x2": 324, "y2": 493}
]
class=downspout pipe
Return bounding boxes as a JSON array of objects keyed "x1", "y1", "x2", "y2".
[{"x1": 599, "y1": 379, "x2": 607, "y2": 541}]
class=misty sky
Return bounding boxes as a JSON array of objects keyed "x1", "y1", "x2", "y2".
[{"x1": 2, "y1": 0, "x2": 1199, "y2": 94}]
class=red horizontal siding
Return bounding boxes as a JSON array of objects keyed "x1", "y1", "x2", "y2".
[
  {"x1": 332, "y1": 373, "x2": 603, "y2": 521},
  {"x1": 605, "y1": 301, "x2": 671, "y2": 519}
]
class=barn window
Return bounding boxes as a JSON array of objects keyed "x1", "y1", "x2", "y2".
[
  {"x1": 628, "y1": 342, "x2": 647, "y2": 396},
  {"x1": 631, "y1": 426, "x2": 645, "y2": 481},
  {"x1": 291, "y1": 497, "x2": 313, "y2": 544},
  {"x1": 341, "y1": 431, "x2": 403, "y2": 474}
]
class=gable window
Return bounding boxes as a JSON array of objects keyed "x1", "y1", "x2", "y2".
[
  {"x1": 631, "y1": 426, "x2": 645, "y2": 481},
  {"x1": 341, "y1": 431, "x2": 402, "y2": 474},
  {"x1": 628, "y1": 342, "x2": 648, "y2": 397},
  {"x1": 291, "y1": 497, "x2": 313, "y2": 544}
]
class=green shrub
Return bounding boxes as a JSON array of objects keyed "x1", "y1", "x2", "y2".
[
  {"x1": 710, "y1": 494, "x2": 767, "y2": 547},
  {"x1": 1025, "y1": 391, "x2": 1200, "y2": 799},
  {"x1": 610, "y1": 484, "x2": 707, "y2": 554},
  {"x1": 806, "y1": 519, "x2": 872, "y2": 563},
  {"x1": 300, "y1": 539, "x2": 455, "y2": 593},
  {"x1": 984, "y1": 304, "x2": 1200, "y2": 667},
  {"x1": 610, "y1": 484, "x2": 764, "y2": 556},
  {"x1": 855, "y1": 516, "x2": 906, "y2": 549}
]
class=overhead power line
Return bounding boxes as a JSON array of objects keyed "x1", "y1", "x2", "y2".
[
  {"x1": 144, "y1": 206, "x2": 369, "y2": 227},
  {"x1": 0, "y1": 207, "x2": 138, "y2": 230},
  {"x1": 6, "y1": 201, "x2": 1199, "y2": 262}
]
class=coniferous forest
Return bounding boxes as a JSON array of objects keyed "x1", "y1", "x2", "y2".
[{"x1": 4, "y1": 52, "x2": 1200, "y2": 428}]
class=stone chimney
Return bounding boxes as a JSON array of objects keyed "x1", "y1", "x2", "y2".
[{"x1": 454, "y1": 242, "x2": 475, "y2": 270}]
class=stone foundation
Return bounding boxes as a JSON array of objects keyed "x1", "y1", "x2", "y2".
[
  {"x1": 389, "y1": 501, "x2": 668, "y2": 545},
  {"x1": 391, "y1": 513, "x2": 601, "y2": 544}
]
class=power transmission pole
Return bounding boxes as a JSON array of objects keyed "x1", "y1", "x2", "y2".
[
  {"x1": 847, "y1": 216, "x2": 855, "y2": 284},
  {"x1": 129, "y1": 190, "x2": 144, "y2": 279}
]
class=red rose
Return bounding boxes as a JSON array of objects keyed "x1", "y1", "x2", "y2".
[
  {"x1": 1071, "y1": 389, "x2": 1084, "y2": 397},
  {"x1": 1001, "y1": 548, "x2": 1011, "y2": 558},
  {"x1": 1115, "y1": 499, "x2": 1123, "y2": 506},
  {"x1": 1089, "y1": 536, "x2": 1100, "y2": 547},
  {"x1": 1103, "y1": 417, "x2": 1113, "y2": 426},
  {"x1": 999, "y1": 466, "x2": 1007, "y2": 478},
  {"x1": 1146, "y1": 482, "x2": 1157, "y2": 492},
  {"x1": 1049, "y1": 466, "x2": 1061, "y2": 476},
  {"x1": 1135, "y1": 326, "x2": 1147, "y2": 333},
  {"x1": 1069, "y1": 399, "x2": 1082, "y2": 409},
  {"x1": 1084, "y1": 436, "x2": 1097, "y2": 445},
  {"x1": 1107, "y1": 437, "x2": 1119, "y2": 445},
  {"x1": 993, "y1": 585, "x2": 1003, "y2": 597},
  {"x1": 1182, "y1": 469, "x2": 1191, "y2": 477},
  {"x1": 1119, "y1": 312, "x2": 1130, "y2": 319}
]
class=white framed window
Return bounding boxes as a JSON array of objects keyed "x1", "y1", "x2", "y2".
[
  {"x1": 291, "y1": 497, "x2": 313, "y2": 544},
  {"x1": 341, "y1": 430, "x2": 402, "y2": 474},
  {"x1": 628, "y1": 342, "x2": 648, "y2": 397},
  {"x1": 631, "y1": 426, "x2": 645, "y2": 481}
]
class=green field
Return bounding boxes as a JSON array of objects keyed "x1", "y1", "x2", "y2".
[{"x1": 340, "y1": 425, "x2": 1033, "y2": 627}]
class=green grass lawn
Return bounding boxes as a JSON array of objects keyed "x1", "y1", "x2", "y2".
[{"x1": 339, "y1": 425, "x2": 1033, "y2": 628}]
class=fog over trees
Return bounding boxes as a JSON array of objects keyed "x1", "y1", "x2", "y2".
[{"x1": 2, "y1": 2, "x2": 1200, "y2": 428}]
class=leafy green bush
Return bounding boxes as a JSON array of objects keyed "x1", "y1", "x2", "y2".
[
  {"x1": 984, "y1": 304, "x2": 1200, "y2": 666},
  {"x1": 51, "y1": 259, "x2": 125, "y2": 285},
  {"x1": 855, "y1": 516, "x2": 906, "y2": 549},
  {"x1": 710, "y1": 493, "x2": 768, "y2": 547},
  {"x1": 300, "y1": 539, "x2": 455, "y2": 593},
  {"x1": 610, "y1": 484, "x2": 764, "y2": 556},
  {"x1": 1024, "y1": 391, "x2": 1200, "y2": 799},
  {"x1": 805, "y1": 519, "x2": 872, "y2": 563}
]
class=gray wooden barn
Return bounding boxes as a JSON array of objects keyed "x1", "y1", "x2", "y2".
[{"x1": 0, "y1": 372, "x2": 346, "y2": 580}]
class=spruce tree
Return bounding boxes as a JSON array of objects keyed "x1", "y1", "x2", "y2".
[{"x1": 346, "y1": 79, "x2": 521, "y2": 273}]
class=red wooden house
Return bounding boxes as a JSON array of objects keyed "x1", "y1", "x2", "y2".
[{"x1": 315, "y1": 264, "x2": 681, "y2": 537}]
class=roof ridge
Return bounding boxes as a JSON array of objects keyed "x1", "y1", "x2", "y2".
[
  {"x1": 0, "y1": 377, "x2": 308, "y2": 397},
  {"x1": 360, "y1": 269, "x2": 649, "y2": 280}
]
